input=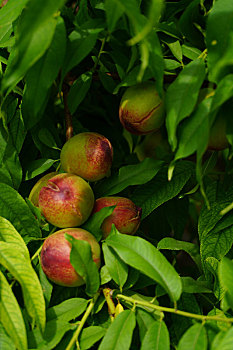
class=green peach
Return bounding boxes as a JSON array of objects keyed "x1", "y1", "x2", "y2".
[
  {"x1": 38, "y1": 173, "x2": 94, "y2": 228},
  {"x1": 60, "y1": 132, "x2": 113, "y2": 182},
  {"x1": 119, "y1": 82, "x2": 165, "y2": 135},
  {"x1": 41, "y1": 228, "x2": 101, "y2": 287}
]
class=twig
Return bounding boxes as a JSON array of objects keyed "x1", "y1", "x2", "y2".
[
  {"x1": 117, "y1": 294, "x2": 233, "y2": 324},
  {"x1": 65, "y1": 292, "x2": 100, "y2": 350},
  {"x1": 62, "y1": 82, "x2": 73, "y2": 141}
]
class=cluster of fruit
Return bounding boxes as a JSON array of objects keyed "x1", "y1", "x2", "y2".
[
  {"x1": 29, "y1": 80, "x2": 228, "y2": 289},
  {"x1": 29, "y1": 132, "x2": 141, "y2": 287}
]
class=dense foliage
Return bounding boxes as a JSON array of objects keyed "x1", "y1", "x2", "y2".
[{"x1": 1, "y1": 0, "x2": 233, "y2": 349}]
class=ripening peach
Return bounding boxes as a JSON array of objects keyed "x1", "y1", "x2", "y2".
[
  {"x1": 92, "y1": 196, "x2": 142, "y2": 238},
  {"x1": 119, "y1": 82, "x2": 165, "y2": 135},
  {"x1": 38, "y1": 173, "x2": 94, "y2": 228},
  {"x1": 60, "y1": 132, "x2": 113, "y2": 182},
  {"x1": 41, "y1": 228, "x2": 101, "y2": 287}
]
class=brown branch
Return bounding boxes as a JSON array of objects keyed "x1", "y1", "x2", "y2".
[{"x1": 62, "y1": 82, "x2": 73, "y2": 141}]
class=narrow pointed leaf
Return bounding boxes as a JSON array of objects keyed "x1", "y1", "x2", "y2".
[
  {"x1": 103, "y1": 243, "x2": 128, "y2": 288},
  {"x1": 66, "y1": 235, "x2": 100, "y2": 296},
  {"x1": 0, "y1": 271, "x2": 27, "y2": 350},
  {"x1": 141, "y1": 320, "x2": 170, "y2": 350},
  {"x1": 166, "y1": 58, "x2": 206, "y2": 151},
  {"x1": 177, "y1": 324, "x2": 207, "y2": 350},
  {"x1": 98, "y1": 310, "x2": 136, "y2": 350},
  {"x1": 0, "y1": 183, "x2": 41, "y2": 243},
  {"x1": 0, "y1": 216, "x2": 29, "y2": 260},
  {"x1": 0, "y1": 242, "x2": 46, "y2": 332}
]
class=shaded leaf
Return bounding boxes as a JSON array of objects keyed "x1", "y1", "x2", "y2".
[
  {"x1": 165, "y1": 58, "x2": 206, "y2": 151},
  {"x1": 131, "y1": 161, "x2": 194, "y2": 219},
  {"x1": 95, "y1": 158, "x2": 164, "y2": 197}
]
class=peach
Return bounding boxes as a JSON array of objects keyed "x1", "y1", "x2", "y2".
[
  {"x1": 60, "y1": 132, "x2": 113, "y2": 182},
  {"x1": 28, "y1": 172, "x2": 57, "y2": 207},
  {"x1": 119, "y1": 82, "x2": 165, "y2": 135},
  {"x1": 38, "y1": 173, "x2": 94, "y2": 228},
  {"x1": 41, "y1": 228, "x2": 101, "y2": 287},
  {"x1": 92, "y1": 196, "x2": 142, "y2": 239}
]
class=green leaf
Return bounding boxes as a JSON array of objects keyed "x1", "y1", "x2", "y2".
[
  {"x1": 198, "y1": 183, "x2": 233, "y2": 276},
  {"x1": 0, "y1": 118, "x2": 8, "y2": 164},
  {"x1": 157, "y1": 237, "x2": 201, "y2": 270},
  {"x1": 39, "y1": 265, "x2": 53, "y2": 307},
  {"x1": 68, "y1": 72, "x2": 93, "y2": 114},
  {"x1": 8, "y1": 110, "x2": 26, "y2": 155},
  {"x1": 38, "y1": 128, "x2": 60, "y2": 150},
  {"x1": 0, "y1": 323, "x2": 16, "y2": 350},
  {"x1": 28, "y1": 298, "x2": 88, "y2": 349},
  {"x1": 205, "y1": 257, "x2": 225, "y2": 300},
  {"x1": 206, "y1": 0, "x2": 233, "y2": 83},
  {"x1": 102, "y1": 243, "x2": 128, "y2": 288},
  {"x1": 0, "y1": 216, "x2": 29, "y2": 260},
  {"x1": 212, "y1": 327, "x2": 233, "y2": 350},
  {"x1": 46, "y1": 298, "x2": 88, "y2": 322},
  {"x1": 98, "y1": 310, "x2": 136, "y2": 350},
  {"x1": 0, "y1": 138, "x2": 22, "y2": 189},
  {"x1": 0, "y1": 183, "x2": 41, "y2": 243},
  {"x1": 0, "y1": 242, "x2": 46, "y2": 332},
  {"x1": 62, "y1": 25, "x2": 102, "y2": 79},
  {"x1": 105, "y1": 0, "x2": 124, "y2": 33},
  {"x1": 182, "y1": 44, "x2": 201, "y2": 60},
  {"x1": 165, "y1": 58, "x2": 206, "y2": 151},
  {"x1": 28, "y1": 320, "x2": 72, "y2": 350},
  {"x1": 82, "y1": 206, "x2": 115, "y2": 241},
  {"x1": 66, "y1": 234, "x2": 100, "y2": 296},
  {"x1": 2, "y1": 0, "x2": 66, "y2": 91},
  {"x1": 0, "y1": 0, "x2": 29, "y2": 26},
  {"x1": 24, "y1": 158, "x2": 57, "y2": 180},
  {"x1": 106, "y1": 229, "x2": 182, "y2": 301},
  {"x1": 141, "y1": 320, "x2": 170, "y2": 350},
  {"x1": 95, "y1": 158, "x2": 164, "y2": 197},
  {"x1": 0, "y1": 271, "x2": 27, "y2": 350},
  {"x1": 100, "y1": 265, "x2": 112, "y2": 285},
  {"x1": 22, "y1": 17, "x2": 66, "y2": 128},
  {"x1": 177, "y1": 323, "x2": 207, "y2": 350},
  {"x1": 181, "y1": 277, "x2": 211, "y2": 294},
  {"x1": 79, "y1": 326, "x2": 106, "y2": 350},
  {"x1": 175, "y1": 96, "x2": 212, "y2": 161},
  {"x1": 219, "y1": 258, "x2": 233, "y2": 310},
  {"x1": 136, "y1": 308, "x2": 157, "y2": 342},
  {"x1": 131, "y1": 161, "x2": 194, "y2": 219}
]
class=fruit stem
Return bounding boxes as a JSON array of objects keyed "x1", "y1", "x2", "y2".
[
  {"x1": 65, "y1": 292, "x2": 100, "y2": 350},
  {"x1": 117, "y1": 294, "x2": 233, "y2": 323},
  {"x1": 103, "y1": 287, "x2": 116, "y2": 322}
]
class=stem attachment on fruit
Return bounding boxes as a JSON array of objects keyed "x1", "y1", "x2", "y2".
[{"x1": 65, "y1": 292, "x2": 100, "y2": 350}]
